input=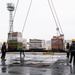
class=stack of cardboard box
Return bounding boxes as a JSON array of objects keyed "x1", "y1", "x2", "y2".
[
  {"x1": 29, "y1": 39, "x2": 46, "y2": 50},
  {"x1": 51, "y1": 36, "x2": 65, "y2": 51},
  {"x1": 7, "y1": 32, "x2": 23, "y2": 50}
]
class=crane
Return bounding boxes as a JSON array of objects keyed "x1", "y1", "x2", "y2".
[{"x1": 6, "y1": 0, "x2": 65, "y2": 53}]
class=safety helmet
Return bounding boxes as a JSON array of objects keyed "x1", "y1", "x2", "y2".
[
  {"x1": 3, "y1": 41, "x2": 6, "y2": 44},
  {"x1": 72, "y1": 39, "x2": 75, "y2": 42},
  {"x1": 66, "y1": 42, "x2": 69, "y2": 44}
]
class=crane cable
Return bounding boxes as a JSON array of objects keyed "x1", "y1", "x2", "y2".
[
  {"x1": 22, "y1": 0, "x2": 33, "y2": 34},
  {"x1": 13, "y1": 0, "x2": 20, "y2": 24},
  {"x1": 12, "y1": 0, "x2": 63, "y2": 35},
  {"x1": 47, "y1": 0, "x2": 61, "y2": 35},
  {"x1": 50, "y1": 0, "x2": 63, "y2": 34}
]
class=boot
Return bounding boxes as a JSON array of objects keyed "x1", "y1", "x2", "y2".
[
  {"x1": 3, "y1": 58, "x2": 6, "y2": 61},
  {"x1": 2, "y1": 58, "x2": 6, "y2": 61}
]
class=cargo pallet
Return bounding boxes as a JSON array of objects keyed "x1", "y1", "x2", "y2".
[
  {"x1": 7, "y1": 49, "x2": 66, "y2": 52},
  {"x1": 7, "y1": 48, "x2": 66, "y2": 60}
]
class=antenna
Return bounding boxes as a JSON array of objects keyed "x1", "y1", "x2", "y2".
[{"x1": 7, "y1": 3, "x2": 14, "y2": 33}]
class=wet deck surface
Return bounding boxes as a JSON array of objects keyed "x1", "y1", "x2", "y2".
[{"x1": 0, "y1": 53, "x2": 74, "y2": 75}]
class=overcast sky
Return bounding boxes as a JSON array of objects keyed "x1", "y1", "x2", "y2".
[{"x1": 0, "y1": 0, "x2": 75, "y2": 42}]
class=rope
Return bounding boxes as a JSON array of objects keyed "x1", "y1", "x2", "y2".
[
  {"x1": 47, "y1": 0, "x2": 61, "y2": 35},
  {"x1": 22, "y1": 0, "x2": 33, "y2": 34}
]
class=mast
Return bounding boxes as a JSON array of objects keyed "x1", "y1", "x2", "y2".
[{"x1": 7, "y1": 3, "x2": 14, "y2": 33}]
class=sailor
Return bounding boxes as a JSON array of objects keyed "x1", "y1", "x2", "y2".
[
  {"x1": 1, "y1": 42, "x2": 7, "y2": 61},
  {"x1": 69, "y1": 39, "x2": 75, "y2": 65},
  {"x1": 66, "y1": 42, "x2": 70, "y2": 58}
]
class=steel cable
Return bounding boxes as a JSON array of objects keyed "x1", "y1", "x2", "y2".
[
  {"x1": 13, "y1": 0, "x2": 20, "y2": 24},
  {"x1": 47, "y1": 0, "x2": 61, "y2": 35},
  {"x1": 22, "y1": 0, "x2": 33, "y2": 34},
  {"x1": 51, "y1": 0, "x2": 63, "y2": 34}
]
